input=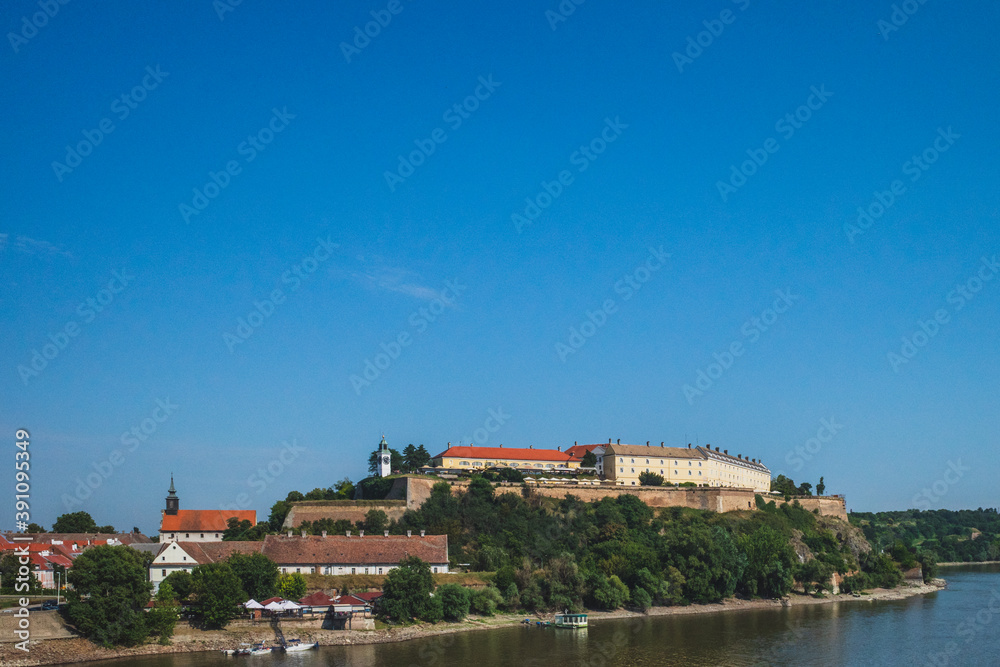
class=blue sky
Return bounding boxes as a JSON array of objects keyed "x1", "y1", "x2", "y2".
[{"x1": 1, "y1": 1, "x2": 998, "y2": 533}]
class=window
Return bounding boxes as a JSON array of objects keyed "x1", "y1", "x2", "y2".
[
  {"x1": 460, "y1": 461, "x2": 470, "y2": 466},
  {"x1": 200, "y1": 533, "x2": 204, "y2": 538},
  {"x1": 161, "y1": 569, "x2": 166, "y2": 577},
  {"x1": 631, "y1": 458, "x2": 635, "y2": 463},
  {"x1": 619, "y1": 457, "x2": 624, "y2": 463},
  {"x1": 215, "y1": 533, "x2": 219, "y2": 538},
  {"x1": 378, "y1": 567, "x2": 383, "y2": 574},
  {"x1": 620, "y1": 467, "x2": 624, "y2": 473},
  {"x1": 433, "y1": 567, "x2": 438, "y2": 573},
  {"x1": 296, "y1": 568, "x2": 301, "y2": 573},
  {"x1": 351, "y1": 568, "x2": 356, "y2": 574},
  {"x1": 689, "y1": 471, "x2": 692, "y2": 475},
  {"x1": 546, "y1": 464, "x2": 554, "y2": 468},
  {"x1": 182, "y1": 556, "x2": 187, "y2": 561},
  {"x1": 645, "y1": 459, "x2": 649, "y2": 464},
  {"x1": 185, "y1": 533, "x2": 189, "y2": 538}
]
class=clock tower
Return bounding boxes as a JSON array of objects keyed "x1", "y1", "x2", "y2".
[{"x1": 377, "y1": 435, "x2": 391, "y2": 477}]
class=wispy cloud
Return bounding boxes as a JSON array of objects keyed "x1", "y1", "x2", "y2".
[
  {"x1": 350, "y1": 261, "x2": 450, "y2": 302},
  {"x1": 0, "y1": 233, "x2": 73, "y2": 258}
]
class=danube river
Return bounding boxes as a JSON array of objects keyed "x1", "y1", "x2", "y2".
[{"x1": 94, "y1": 565, "x2": 999, "y2": 667}]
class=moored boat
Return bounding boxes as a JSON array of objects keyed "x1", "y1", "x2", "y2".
[
  {"x1": 281, "y1": 639, "x2": 319, "y2": 651},
  {"x1": 553, "y1": 612, "x2": 588, "y2": 628}
]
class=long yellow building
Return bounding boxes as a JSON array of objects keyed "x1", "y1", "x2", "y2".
[
  {"x1": 600, "y1": 443, "x2": 770, "y2": 491},
  {"x1": 430, "y1": 445, "x2": 581, "y2": 471}
]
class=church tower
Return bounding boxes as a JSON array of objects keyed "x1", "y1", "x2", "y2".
[
  {"x1": 376, "y1": 435, "x2": 391, "y2": 477},
  {"x1": 165, "y1": 474, "x2": 179, "y2": 515}
]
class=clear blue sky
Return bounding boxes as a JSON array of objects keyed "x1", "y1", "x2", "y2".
[{"x1": 2, "y1": 1, "x2": 998, "y2": 533}]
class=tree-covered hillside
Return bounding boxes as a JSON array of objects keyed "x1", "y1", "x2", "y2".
[{"x1": 850, "y1": 508, "x2": 1000, "y2": 563}]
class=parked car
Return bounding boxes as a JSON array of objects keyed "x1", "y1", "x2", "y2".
[{"x1": 41, "y1": 600, "x2": 59, "y2": 610}]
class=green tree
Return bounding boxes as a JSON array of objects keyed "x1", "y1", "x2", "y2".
[
  {"x1": 638, "y1": 471, "x2": 664, "y2": 487},
  {"x1": 797, "y1": 482, "x2": 813, "y2": 496},
  {"x1": 437, "y1": 583, "x2": 471, "y2": 621},
  {"x1": 376, "y1": 556, "x2": 434, "y2": 623},
  {"x1": 333, "y1": 477, "x2": 355, "y2": 499},
  {"x1": 222, "y1": 518, "x2": 253, "y2": 541},
  {"x1": 581, "y1": 451, "x2": 598, "y2": 468},
  {"x1": 470, "y1": 586, "x2": 503, "y2": 616},
  {"x1": 53, "y1": 511, "x2": 100, "y2": 533},
  {"x1": 277, "y1": 572, "x2": 307, "y2": 600},
  {"x1": 816, "y1": 477, "x2": 826, "y2": 496},
  {"x1": 737, "y1": 526, "x2": 796, "y2": 598},
  {"x1": 161, "y1": 571, "x2": 193, "y2": 601},
  {"x1": 631, "y1": 586, "x2": 652, "y2": 612},
  {"x1": 228, "y1": 553, "x2": 279, "y2": 601},
  {"x1": 591, "y1": 574, "x2": 630, "y2": 610},
  {"x1": 25, "y1": 522, "x2": 46, "y2": 533},
  {"x1": 146, "y1": 582, "x2": 180, "y2": 642},
  {"x1": 0, "y1": 552, "x2": 43, "y2": 594},
  {"x1": 191, "y1": 562, "x2": 246, "y2": 629},
  {"x1": 364, "y1": 509, "x2": 389, "y2": 533},
  {"x1": 66, "y1": 545, "x2": 152, "y2": 647}
]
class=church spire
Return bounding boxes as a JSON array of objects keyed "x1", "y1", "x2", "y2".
[{"x1": 165, "y1": 474, "x2": 179, "y2": 515}]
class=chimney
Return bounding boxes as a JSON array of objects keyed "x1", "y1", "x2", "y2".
[
  {"x1": 420, "y1": 530, "x2": 425, "y2": 537},
  {"x1": 321, "y1": 530, "x2": 327, "y2": 538},
  {"x1": 384, "y1": 530, "x2": 389, "y2": 537},
  {"x1": 646, "y1": 441, "x2": 649, "y2": 446},
  {"x1": 724, "y1": 450, "x2": 728, "y2": 455},
  {"x1": 406, "y1": 530, "x2": 412, "y2": 538},
  {"x1": 287, "y1": 530, "x2": 292, "y2": 537},
  {"x1": 661, "y1": 442, "x2": 664, "y2": 447},
  {"x1": 575, "y1": 441, "x2": 578, "y2": 446},
  {"x1": 529, "y1": 445, "x2": 533, "y2": 449},
  {"x1": 301, "y1": 529, "x2": 306, "y2": 538},
  {"x1": 687, "y1": 443, "x2": 691, "y2": 449},
  {"x1": 609, "y1": 438, "x2": 612, "y2": 444},
  {"x1": 617, "y1": 439, "x2": 620, "y2": 445},
  {"x1": 346, "y1": 530, "x2": 351, "y2": 537},
  {"x1": 360, "y1": 530, "x2": 364, "y2": 537},
  {"x1": 558, "y1": 446, "x2": 561, "y2": 451}
]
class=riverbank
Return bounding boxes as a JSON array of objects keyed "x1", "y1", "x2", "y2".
[
  {"x1": 938, "y1": 561, "x2": 1000, "y2": 566},
  {"x1": 0, "y1": 581, "x2": 946, "y2": 666}
]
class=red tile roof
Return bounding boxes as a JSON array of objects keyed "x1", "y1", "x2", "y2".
[
  {"x1": 160, "y1": 510, "x2": 256, "y2": 533},
  {"x1": 335, "y1": 594, "x2": 369, "y2": 606},
  {"x1": 433, "y1": 445, "x2": 575, "y2": 463},
  {"x1": 172, "y1": 541, "x2": 264, "y2": 565},
  {"x1": 564, "y1": 444, "x2": 603, "y2": 459},
  {"x1": 299, "y1": 592, "x2": 335, "y2": 606},
  {"x1": 353, "y1": 591, "x2": 383, "y2": 601},
  {"x1": 261, "y1": 534, "x2": 448, "y2": 566}
]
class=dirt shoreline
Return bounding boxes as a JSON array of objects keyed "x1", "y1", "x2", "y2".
[{"x1": 0, "y1": 581, "x2": 946, "y2": 666}]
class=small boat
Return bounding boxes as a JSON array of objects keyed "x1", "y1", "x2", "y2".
[
  {"x1": 221, "y1": 644, "x2": 252, "y2": 656},
  {"x1": 281, "y1": 639, "x2": 319, "y2": 652},
  {"x1": 553, "y1": 612, "x2": 588, "y2": 629},
  {"x1": 247, "y1": 643, "x2": 275, "y2": 655}
]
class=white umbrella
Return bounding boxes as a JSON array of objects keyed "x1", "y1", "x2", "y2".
[
  {"x1": 244, "y1": 599, "x2": 264, "y2": 609},
  {"x1": 264, "y1": 601, "x2": 284, "y2": 611},
  {"x1": 280, "y1": 600, "x2": 301, "y2": 610}
]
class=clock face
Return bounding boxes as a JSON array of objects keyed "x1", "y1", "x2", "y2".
[{"x1": 382, "y1": 456, "x2": 390, "y2": 464}]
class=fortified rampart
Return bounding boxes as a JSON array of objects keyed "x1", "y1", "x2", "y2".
[
  {"x1": 407, "y1": 476, "x2": 848, "y2": 520},
  {"x1": 285, "y1": 476, "x2": 847, "y2": 528}
]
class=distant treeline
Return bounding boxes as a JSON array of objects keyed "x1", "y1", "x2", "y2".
[{"x1": 850, "y1": 508, "x2": 1000, "y2": 563}]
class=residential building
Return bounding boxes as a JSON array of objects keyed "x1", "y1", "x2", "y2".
[
  {"x1": 158, "y1": 476, "x2": 256, "y2": 542},
  {"x1": 429, "y1": 445, "x2": 580, "y2": 471}
]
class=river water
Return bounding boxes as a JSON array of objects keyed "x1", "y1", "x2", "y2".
[{"x1": 92, "y1": 565, "x2": 999, "y2": 667}]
